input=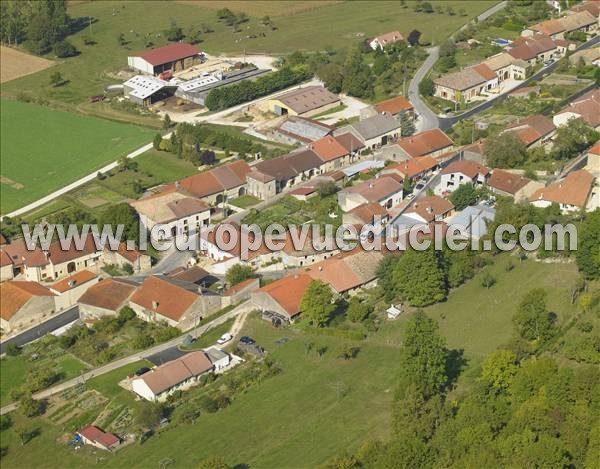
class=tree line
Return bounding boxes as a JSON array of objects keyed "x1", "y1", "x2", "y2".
[{"x1": 204, "y1": 65, "x2": 312, "y2": 111}]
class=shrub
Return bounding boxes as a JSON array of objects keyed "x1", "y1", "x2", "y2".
[{"x1": 53, "y1": 40, "x2": 78, "y2": 58}]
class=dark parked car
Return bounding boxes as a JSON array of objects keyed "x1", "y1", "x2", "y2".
[
  {"x1": 135, "y1": 367, "x2": 151, "y2": 376},
  {"x1": 239, "y1": 336, "x2": 255, "y2": 345}
]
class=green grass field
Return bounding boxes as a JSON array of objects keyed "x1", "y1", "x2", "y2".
[
  {"x1": 1, "y1": 1, "x2": 494, "y2": 110},
  {"x1": 0, "y1": 259, "x2": 587, "y2": 467},
  {"x1": 0, "y1": 353, "x2": 88, "y2": 406},
  {"x1": 0, "y1": 99, "x2": 154, "y2": 214}
]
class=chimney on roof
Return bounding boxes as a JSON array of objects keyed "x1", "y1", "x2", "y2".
[
  {"x1": 68, "y1": 280, "x2": 76, "y2": 288},
  {"x1": 426, "y1": 206, "x2": 433, "y2": 213},
  {"x1": 175, "y1": 180, "x2": 181, "y2": 191},
  {"x1": 152, "y1": 300, "x2": 159, "y2": 310},
  {"x1": 319, "y1": 266, "x2": 323, "y2": 271}
]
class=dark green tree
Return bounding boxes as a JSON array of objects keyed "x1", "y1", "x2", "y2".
[
  {"x1": 419, "y1": 76, "x2": 435, "y2": 96},
  {"x1": 449, "y1": 183, "x2": 478, "y2": 210},
  {"x1": 392, "y1": 248, "x2": 447, "y2": 306},
  {"x1": 576, "y1": 209, "x2": 600, "y2": 279},
  {"x1": 225, "y1": 264, "x2": 255, "y2": 286},
  {"x1": 483, "y1": 132, "x2": 528, "y2": 168},
  {"x1": 300, "y1": 279, "x2": 335, "y2": 327},
  {"x1": 513, "y1": 288, "x2": 555, "y2": 342}
]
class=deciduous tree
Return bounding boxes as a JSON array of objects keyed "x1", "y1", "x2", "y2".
[{"x1": 300, "y1": 280, "x2": 335, "y2": 327}]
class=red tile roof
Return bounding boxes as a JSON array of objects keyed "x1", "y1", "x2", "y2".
[
  {"x1": 488, "y1": 169, "x2": 532, "y2": 195},
  {"x1": 136, "y1": 351, "x2": 213, "y2": 395},
  {"x1": 441, "y1": 160, "x2": 489, "y2": 178},
  {"x1": 340, "y1": 177, "x2": 403, "y2": 203},
  {"x1": 78, "y1": 426, "x2": 120, "y2": 448},
  {"x1": 347, "y1": 202, "x2": 388, "y2": 225},
  {"x1": 559, "y1": 89, "x2": 600, "y2": 128},
  {"x1": 78, "y1": 278, "x2": 136, "y2": 312},
  {"x1": 406, "y1": 196, "x2": 455, "y2": 223},
  {"x1": 385, "y1": 156, "x2": 438, "y2": 178},
  {"x1": 50, "y1": 270, "x2": 97, "y2": 293},
  {"x1": 504, "y1": 114, "x2": 556, "y2": 147},
  {"x1": 373, "y1": 31, "x2": 404, "y2": 46},
  {"x1": 255, "y1": 273, "x2": 312, "y2": 317},
  {"x1": 472, "y1": 63, "x2": 497, "y2": 81},
  {"x1": 1, "y1": 238, "x2": 48, "y2": 268},
  {"x1": 47, "y1": 234, "x2": 100, "y2": 265},
  {"x1": 589, "y1": 141, "x2": 600, "y2": 155},
  {"x1": 374, "y1": 96, "x2": 413, "y2": 115},
  {"x1": 129, "y1": 276, "x2": 199, "y2": 322},
  {"x1": 531, "y1": 170, "x2": 594, "y2": 207},
  {"x1": 335, "y1": 132, "x2": 365, "y2": 152},
  {"x1": 397, "y1": 129, "x2": 454, "y2": 158},
  {"x1": 0, "y1": 281, "x2": 54, "y2": 320},
  {"x1": 310, "y1": 135, "x2": 348, "y2": 162},
  {"x1": 136, "y1": 43, "x2": 201, "y2": 66}
]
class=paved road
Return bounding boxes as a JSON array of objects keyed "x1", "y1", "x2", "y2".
[
  {"x1": 410, "y1": 46, "x2": 440, "y2": 131},
  {"x1": 0, "y1": 306, "x2": 80, "y2": 354},
  {"x1": 0, "y1": 301, "x2": 253, "y2": 415},
  {"x1": 409, "y1": 1, "x2": 508, "y2": 131}
]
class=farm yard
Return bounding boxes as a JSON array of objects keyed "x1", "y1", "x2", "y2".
[
  {"x1": 0, "y1": 1, "x2": 495, "y2": 113},
  {"x1": 0, "y1": 46, "x2": 54, "y2": 84},
  {"x1": 0, "y1": 99, "x2": 154, "y2": 214}
]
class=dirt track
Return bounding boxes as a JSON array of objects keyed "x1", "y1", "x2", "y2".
[{"x1": 1, "y1": 46, "x2": 54, "y2": 83}]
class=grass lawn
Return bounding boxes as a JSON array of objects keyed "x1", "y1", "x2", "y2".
[
  {"x1": 0, "y1": 353, "x2": 88, "y2": 406},
  {"x1": 86, "y1": 360, "x2": 153, "y2": 400},
  {"x1": 372, "y1": 257, "x2": 581, "y2": 368},
  {"x1": 228, "y1": 194, "x2": 260, "y2": 209},
  {"x1": 1, "y1": 1, "x2": 494, "y2": 113},
  {"x1": 0, "y1": 99, "x2": 154, "y2": 214},
  {"x1": 182, "y1": 319, "x2": 235, "y2": 351},
  {"x1": 311, "y1": 103, "x2": 348, "y2": 118}
]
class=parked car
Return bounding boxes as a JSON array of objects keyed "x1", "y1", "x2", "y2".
[
  {"x1": 239, "y1": 336, "x2": 255, "y2": 345},
  {"x1": 135, "y1": 367, "x2": 151, "y2": 376},
  {"x1": 217, "y1": 333, "x2": 233, "y2": 345},
  {"x1": 414, "y1": 182, "x2": 426, "y2": 191}
]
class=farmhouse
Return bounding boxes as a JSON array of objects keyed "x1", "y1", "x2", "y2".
[
  {"x1": 246, "y1": 149, "x2": 323, "y2": 199},
  {"x1": 50, "y1": 270, "x2": 99, "y2": 310},
  {"x1": 129, "y1": 275, "x2": 221, "y2": 329},
  {"x1": 553, "y1": 89, "x2": 600, "y2": 129},
  {"x1": 338, "y1": 177, "x2": 403, "y2": 212},
  {"x1": 488, "y1": 169, "x2": 544, "y2": 202},
  {"x1": 482, "y1": 52, "x2": 529, "y2": 82},
  {"x1": 374, "y1": 96, "x2": 414, "y2": 117},
  {"x1": 251, "y1": 273, "x2": 312, "y2": 322},
  {"x1": 304, "y1": 249, "x2": 384, "y2": 295},
  {"x1": 0, "y1": 281, "x2": 55, "y2": 332},
  {"x1": 341, "y1": 113, "x2": 402, "y2": 149},
  {"x1": 405, "y1": 196, "x2": 455, "y2": 223},
  {"x1": 568, "y1": 47, "x2": 600, "y2": 66},
  {"x1": 396, "y1": 129, "x2": 454, "y2": 159},
  {"x1": 530, "y1": 170, "x2": 596, "y2": 213},
  {"x1": 131, "y1": 351, "x2": 214, "y2": 401},
  {"x1": 273, "y1": 116, "x2": 334, "y2": 145},
  {"x1": 502, "y1": 114, "x2": 556, "y2": 149},
  {"x1": 264, "y1": 86, "x2": 340, "y2": 117},
  {"x1": 76, "y1": 426, "x2": 120, "y2": 451},
  {"x1": 439, "y1": 160, "x2": 490, "y2": 194},
  {"x1": 522, "y1": 10, "x2": 598, "y2": 39},
  {"x1": 78, "y1": 278, "x2": 138, "y2": 319},
  {"x1": 131, "y1": 191, "x2": 211, "y2": 241},
  {"x1": 174, "y1": 159, "x2": 251, "y2": 205},
  {"x1": 507, "y1": 35, "x2": 560, "y2": 65},
  {"x1": 127, "y1": 43, "x2": 204, "y2": 76},
  {"x1": 343, "y1": 202, "x2": 390, "y2": 228},
  {"x1": 434, "y1": 63, "x2": 498, "y2": 103},
  {"x1": 309, "y1": 135, "x2": 351, "y2": 171},
  {"x1": 102, "y1": 243, "x2": 152, "y2": 273},
  {"x1": 380, "y1": 156, "x2": 438, "y2": 180},
  {"x1": 370, "y1": 31, "x2": 404, "y2": 50},
  {"x1": 335, "y1": 132, "x2": 365, "y2": 155}
]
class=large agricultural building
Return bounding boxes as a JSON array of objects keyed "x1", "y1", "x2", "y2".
[
  {"x1": 127, "y1": 43, "x2": 205, "y2": 76},
  {"x1": 262, "y1": 86, "x2": 341, "y2": 117}
]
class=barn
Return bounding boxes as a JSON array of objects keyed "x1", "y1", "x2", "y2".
[{"x1": 127, "y1": 43, "x2": 204, "y2": 76}]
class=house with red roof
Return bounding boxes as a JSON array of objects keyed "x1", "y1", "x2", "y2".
[
  {"x1": 586, "y1": 142, "x2": 600, "y2": 175},
  {"x1": 102, "y1": 243, "x2": 152, "y2": 273},
  {"x1": 251, "y1": 273, "x2": 312, "y2": 322},
  {"x1": 530, "y1": 170, "x2": 596, "y2": 213},
  {"x1": 553, "y1": 89, "x2": 600, "y2": 130},
  {"x1": 50, "y1": 270, "x2": 99, "y2": 310},
  {"x1": 129, "y1": 275, "x2": 221, "y2": 329},
  {"x1": 338, "y1": 177, "x2": 403, "y2": 212},
  {"x1": 127, "y1": 43, "x2": 203, "y2": 76},
  {"x1": 78, "y1": 278, "x2": 139, "y2": 319},
  {"x1": 369, "y1": 31, "x2": 404, "y2": 50},
  {"x1": 77, "y1": 426, "x2": 120, "y2": 451},
  {"x1": 0, "y1": 281, "x2": 55, "y2": 332},
  {"x1": 502, "y1": 114, "x2": 556, "y2": 149},
  {"x1": 309, "y1": 135, "x2": 351, "y2": 172},
  {"x1": 488, "y1": 169, "x2": 544, "y2": 202}
]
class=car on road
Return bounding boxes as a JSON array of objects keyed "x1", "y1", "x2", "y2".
[
  {"x1": 414, "y1": 182, "x2": 426, "y2": 191},
  {"x1": 239, "y1": 336, "x2": 255, "y2": 345},
  {"x1": 217, "y1": 333, "x2": 233, "y2": 345}
]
